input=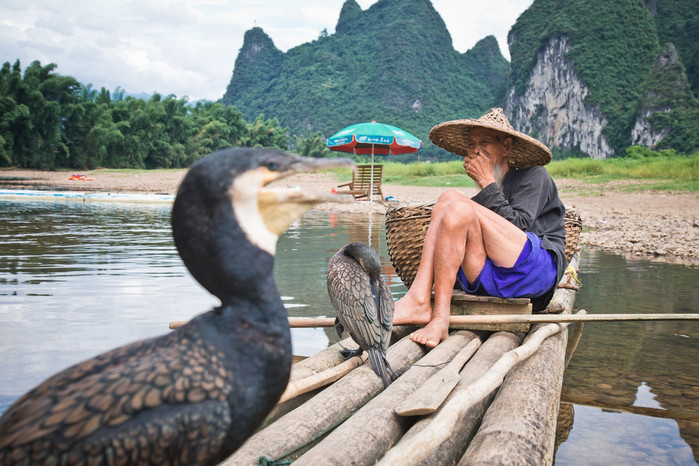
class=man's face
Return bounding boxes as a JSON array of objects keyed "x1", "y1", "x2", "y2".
[
  {"x1": 465, "y1": 128, "x2": 510, "y2": 165},
  {"x1": 462, "y1": 128, "x2": 513, "y2": 188}
]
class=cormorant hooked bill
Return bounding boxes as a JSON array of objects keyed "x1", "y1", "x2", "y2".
[
  {"x1": 0, "y1": 147, "x2": 354, "y2": 465},
  {"x1": 327, "y1": 242, "x2": 395, "y2": 388}
]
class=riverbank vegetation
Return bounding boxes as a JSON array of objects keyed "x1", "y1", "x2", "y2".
[
  {"x1": 338, "y1": 149, "x2": 698, "y2": 192},
  {"x1": 2, "y1": 58, "x2": 696, "y2": 174},
  {"x1": 0, "y1": 60, "x2": 293, "y2": 170}
]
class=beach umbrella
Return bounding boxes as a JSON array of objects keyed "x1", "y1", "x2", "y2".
[{"x1": 327, "y1": 121, "x2": 422, "y2": 201}]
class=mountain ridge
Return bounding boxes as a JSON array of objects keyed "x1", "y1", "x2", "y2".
[
  {"x1": 221, "y1": 0, "x2": 508, "y2": 158},
  {"x1": 222, "y1": 0, "x2": 697, "y2": 158}
]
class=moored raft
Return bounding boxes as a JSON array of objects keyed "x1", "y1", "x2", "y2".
[
  {"x1": 221, "y1": 205, "x2": 583, "y2": 465},
  {"x1": 0, "y1": 189, "x2": 175, "y2": 203}
]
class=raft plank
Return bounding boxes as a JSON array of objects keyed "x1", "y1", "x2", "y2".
[
  {"x1": 398, "y1": 332, "x2": 525, "y2": 465},
  {"x1": 294, "y1": 331, "x2": 484, "y2": 465},
  {"x1": 262, "y1": 328, "x2": 411, "y2": 430},
  {"x1": 460, "y1": 324, "x2": 567, "y2": 465},
  {"x1": 287, "y1": 337, "x2": 359, "y2": 382},
  {"x1": 459, "y1": 254, "x2": 579, "y2": 465},
  {"x1": 222, "y1": 334, "x2": 428, "y2": 465},
  {"x1": 394, "y1": 338, "x2": 482, "y2": 416}
]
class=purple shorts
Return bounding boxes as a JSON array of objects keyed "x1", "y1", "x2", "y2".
[{"x1": 456, "y1": 232, "x2": 557, "y2": 299}]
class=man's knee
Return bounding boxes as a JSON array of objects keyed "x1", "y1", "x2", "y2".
[
  {"x1": 432, "y1": 190, "x2": 466, "y2": 221},
  {"x1": 436, "y1": 189, "x2": 464, "y2": 205},
  {"x1": 440, "y1": 199, "x2": 476, "y2": 232}
]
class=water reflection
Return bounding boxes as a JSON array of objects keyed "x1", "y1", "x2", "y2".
[
  {"x1": 560, "y1": 249, "x2": 699, "y2": 464},
  {"x1": 0, "y1": 201, "x2": 697, "y2": 464},
  {"x1": 0, "y1": 201, "x2": 216, "y2": 408},
  {"x1": 0, "y1": 203, "x2": 403, "y2": 404},
  {"x1": 274, "y1": 210, "x2": 406, "y2": 355}
]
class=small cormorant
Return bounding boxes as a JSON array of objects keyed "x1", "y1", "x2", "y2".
[
  {"x1": 0, "y1": 147, "x2": 353, "y2": 465},
  {"x1": 327, "y1": 242, "x2": 395, "y2": 388}
]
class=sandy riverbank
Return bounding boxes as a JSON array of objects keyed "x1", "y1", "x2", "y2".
[{"x1": 1, "y1": 168, "x2": 697, "y2": 265}]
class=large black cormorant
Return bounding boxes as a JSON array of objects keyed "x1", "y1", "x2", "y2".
[
  {"x1": 327, "y1": 242, "x2": 395, "y2": 388},
  {"x1": 0, "y1": 147, "x2": 353, "y2": 465}
]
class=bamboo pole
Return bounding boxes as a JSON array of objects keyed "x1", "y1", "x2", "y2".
[
  {"x1": 444, "y1": 313, "x2": 699, "y2": 323},
  {"x1": 287, "y1": 337, "x2": 359, "y2": 382},
  {"x1": 277, "y1": 352, "x2": 368, "y2": 404},
  {"x1": 169, "y1": 313, "x2": 699, "y2": 330}
]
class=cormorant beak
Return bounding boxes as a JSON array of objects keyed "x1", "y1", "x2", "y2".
[{"x1": 258, "y1": 157, "x2": 356, "y2": 236}]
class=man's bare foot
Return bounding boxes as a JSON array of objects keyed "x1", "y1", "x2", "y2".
[
  {"x1": 393, "y1": 293, "x2": 432, "y2": 325},
  {"x1": 409, "y1": 315, "x2": 450, "y2": 348}
]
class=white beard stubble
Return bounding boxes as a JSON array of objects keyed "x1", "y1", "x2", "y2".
[{"x1": 492, "y1": 163, "x2": 505, "y2": 190}]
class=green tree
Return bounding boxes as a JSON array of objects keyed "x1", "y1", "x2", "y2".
[
  {"x1": 2, "y1": 60, "x2": 79, "y2": 169},
  {"x1": 0, "y1": 60, "x2": 288, "y2": 169},
  {"x1": 293, "y1": 129, "x2": 330, "y2": 158},
  {"x1": 242, "y1": 115, "x2": 288, "y2": 150}
]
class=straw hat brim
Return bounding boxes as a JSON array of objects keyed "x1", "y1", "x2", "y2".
[{"x1": 429, "y1": 119, "x2": 552, "y2": 169}]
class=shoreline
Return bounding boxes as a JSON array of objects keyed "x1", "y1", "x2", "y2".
[{"x1": 1, "y1": 168, "x2": 697, "y2": 266}]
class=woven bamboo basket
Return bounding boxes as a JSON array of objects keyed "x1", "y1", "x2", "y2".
[
  {"x1": 385, "y1": 203, "x2": 434, "y2": 288},
  {"x1": 385, "y1": 203, "x2": 583, "y2": 288},
  {"x1": 564, "y1": 207, "x2": 582, "y2": 262}
]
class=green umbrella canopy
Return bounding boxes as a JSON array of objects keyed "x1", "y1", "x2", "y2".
[
  {"x1": 327, "y1": 121, "x2": 422, "y2": 202},
  {"x1": 327, "y1": 121, "x2": 422, "y2": 155}
]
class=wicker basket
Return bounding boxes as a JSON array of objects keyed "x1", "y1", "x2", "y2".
[
  {"x1": 564, "y1": 207, "x2": 582, "y2": 262},
  {"x1": 565, "y1": 208, "x2": 582, "y2": 262},
  {"x1": 385, "y1": 203, "x2": 434, "y2": 288},
  {"x1": 385, "y1": 203, "x2": 583, "y2": 287}
]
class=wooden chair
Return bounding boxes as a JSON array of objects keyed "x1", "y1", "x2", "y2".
[{"x1": 336, "y1": 164, "x2": 384, "y2": 200}]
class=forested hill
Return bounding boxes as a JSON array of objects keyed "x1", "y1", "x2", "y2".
[
  {"x1": 223, "y1": 0, "x2": 697, "y2": 158},
  {"x1": 221, "y1": 0, "x2": 509, "y2": 157},
  {"x1": 505, "y1": 0, "x2": 697, "y2": 157}
]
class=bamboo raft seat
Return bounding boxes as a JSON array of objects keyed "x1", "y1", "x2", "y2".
[{"x1": 447, "y1": 292, "x2": 531, "y2": 332}]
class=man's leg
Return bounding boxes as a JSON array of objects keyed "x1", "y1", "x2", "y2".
[
  {"x1": 408, "y1": 193, "x2": 478, "y2": 346},
  {"x1": 394, "y1": 191, "x2": 528, "y2": 347},
  {"x1": 393, "y1": 191, "x2": 459, "y2": 326}
]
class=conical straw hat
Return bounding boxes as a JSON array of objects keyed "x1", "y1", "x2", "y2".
[{"x1": 429, "y1": 108, "x2": 552, "y2": 169}]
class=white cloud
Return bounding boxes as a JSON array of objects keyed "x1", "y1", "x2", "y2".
[
  {"x1": 0, "y1": 0, "x2": 532, "y2": 101},
  {"x1": 434, "y1": 0, "x2": 532, "y2": 55}
]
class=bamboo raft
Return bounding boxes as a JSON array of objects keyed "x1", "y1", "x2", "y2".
[{"x1": 216, "y1": 205, "x2": 585, "y2": 465}]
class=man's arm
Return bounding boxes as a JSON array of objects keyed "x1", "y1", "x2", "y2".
[{"x1": 471, "y1": 168, "x2": 551, "y2": 231}]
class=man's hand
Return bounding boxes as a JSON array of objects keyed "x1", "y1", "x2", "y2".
[{"x1": 463, "y1": 153, "x2": 496, "y2": 189}]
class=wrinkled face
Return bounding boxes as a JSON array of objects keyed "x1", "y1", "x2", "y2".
[{"x1": 465, "y1": 128, "x2": 512, "y2": 165}]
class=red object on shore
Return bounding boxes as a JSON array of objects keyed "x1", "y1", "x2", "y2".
[{"x1": 67, "y1": 174, "x2": 94, "y2": 181}]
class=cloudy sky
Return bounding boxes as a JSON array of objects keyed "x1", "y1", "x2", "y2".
[{"x1": 1, "y1": 0, "x2": 533, "y2": 102}]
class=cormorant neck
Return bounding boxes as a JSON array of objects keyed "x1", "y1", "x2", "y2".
[{"x1": 173, "y1": 183, "x2": 278, "y2": 304}]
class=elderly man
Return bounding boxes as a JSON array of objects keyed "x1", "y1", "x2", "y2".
[{"x1": 393, "y1": 108, "x2": 567, "y2": 347}]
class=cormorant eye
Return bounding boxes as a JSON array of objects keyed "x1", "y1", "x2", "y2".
[{"x1": 266, "y1": 161, "x2": 279, "y2": 171}]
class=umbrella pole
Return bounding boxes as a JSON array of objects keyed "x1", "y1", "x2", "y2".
[{"x1": 370, "y1": 144, "x2": 375, "y2": 202}]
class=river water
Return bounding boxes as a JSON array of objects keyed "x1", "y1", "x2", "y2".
[{"x1": 0, "y1": 200, "x2": 697, "y2": 464}]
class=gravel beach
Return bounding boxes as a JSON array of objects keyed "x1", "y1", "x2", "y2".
[{"x1": 1, "y1": 168, "x2": 697, "y2": 265}]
